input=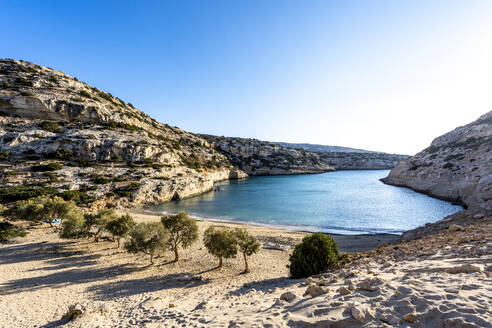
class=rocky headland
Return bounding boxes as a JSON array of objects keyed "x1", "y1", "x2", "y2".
[{"x1": 382, "y1": 111, "x2": 491, "y2": 213}]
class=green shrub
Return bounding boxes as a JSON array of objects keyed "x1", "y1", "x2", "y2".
[
  {"x1": 59, "y1": 190, "x2": 95, "y2": 205},
  {"x1": 31, "y1": 163, "x2": 63, "y2": 172},
  {"x1": 233, "y1": 228, "x2": 260, "y2": 273},
  {"x1": 124, "y1": 222, "x2": 168, "y2": 264},
  {"x1": 59, "y1": 213, "x2": 86, "y2": 239},
  {"x1": 40, "y1": 121, "x2": 64, "y2": 133},
  {"x1": 1, "y1": 82, "x2": 10, "y2": 89},
  {"x1": 288, "y1": 232, "x2": 340, "y2": 278},
  {"x1": 0, "y1": 151, "x2": 9, "y2": 160},
  {"x1": 43, "y1": 172, "x2": 58, "y2": 182},
  {"x1": 84, "y1": 208, "x2": 118, "y2": 242},
  {"x1": 48, "y1": 75, "x2": 59, "y2": 83},
  {"x1": 55, "y1": 148, "x2": 73, "y2": 159},
  {"x1": 0, "y1": 221, "x2": 27, "y2": 242},
  {"x1": 203, "y1": 227, "x2": 237, "y2": 268},
  {"x1": 161, "y1": 212, "x2": 198, "y2": 261},
  {"x1": 90, "y1": 174, "x2": 111, "y2": 184},
  {"x1": 15, "y1": 77, "x2": 33, "y2": 86},
  {"x1": 0, "y1": 185, "x2": 58, "y2": 202},
  {"x1": 79, "y1": 90, "x2": 91, "y2": 98},
  {"x1": 4, "y1": 170, "x2": 16, "y2": 177},
  {"x1": 115, "y1": 182, "x2": 141, "y2": 198},
  {"x1": 106, "y1": 213, "x2": 135, "y2": 247}
]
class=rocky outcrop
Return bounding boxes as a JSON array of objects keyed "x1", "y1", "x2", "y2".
[
  {"x1": 199, "y1": 135, "x2": 335, "y2": 175},
  {"x1": 0, "y1": 59, "x2": 247, "y2": 208},
  {"x1": 382, "y1": 111, "x2": 492, "y2": 212}
]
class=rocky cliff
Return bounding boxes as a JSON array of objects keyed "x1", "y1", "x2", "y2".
[
  {"x1": 199, "y1": 135, "x2": 335, "y2": 175},
  {"x1": 382, "y1": 111, "x2": 492, "y2": 212},
  {"x1": 0, "y1": 59, "x2": 248, "y2": 208}
]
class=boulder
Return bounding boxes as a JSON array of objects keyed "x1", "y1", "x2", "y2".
[
  {"x1": 448, "y1": 224, "x2": 463, "y2": 232},
  {"x1": 337, "y1": 286, "x2": 352, "y2": 295},
  {"x1": 305, "y1": 284, "x2": 327, "y2": 297},
  {"x1": 403, "y1": 313, "x2": 417, "y2": 323},
  {"x1": 280, "y1": 292, "x2": 297, "y2": 303},
  {"x1": 445, "y1": 264, "x2": 482, "y2": 274}
]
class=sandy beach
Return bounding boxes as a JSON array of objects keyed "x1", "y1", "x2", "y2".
[{"x1": 0, "y1": 211, "x2": 490, "y2": 327}]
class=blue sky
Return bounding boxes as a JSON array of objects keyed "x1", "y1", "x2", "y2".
[{"x1": 2, "y1": 0, "x2": 492, "y2": 154}]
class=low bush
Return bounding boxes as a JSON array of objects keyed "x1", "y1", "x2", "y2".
[
  {"x1": 55, "y1": 148, "x2": 73, "y2": 159},
  {"x1": 289, "y1": 232, "x2": 341, "y2": 278},
  {"x1": 0, "y1": 221, "x2": 27, "y2": 242},
  {"x1": 0, "y1": 185, "x2": 58, "y2": 202},
  {"x1": 31, "y1": 163, "x2": 63, "y2": 172},
  {"x1": 59, "y1": 190, "x2": 95, "y2": 205},
  {"x1": 115, "y1": 182, "x2": 141, "y2": 198},
  {"x1": 203, "y1": 227, "x2": 237, "y2": 268},
  {"x1": 40, "y1": 121, "x2": 64, "y2": 133}
]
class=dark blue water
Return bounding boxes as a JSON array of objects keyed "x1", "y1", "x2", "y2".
[{"x1": 147, "y1": 170, "x2": 462, "y2": 235}]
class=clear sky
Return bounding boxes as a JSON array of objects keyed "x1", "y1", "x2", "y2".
[{"x1": 2, "y1": 1, "x2": 492, "y2": 154}]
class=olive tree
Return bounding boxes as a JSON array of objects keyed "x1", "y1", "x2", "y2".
[
  {"x1": 124, "y1": 222, "x2": 168, "y2": 264},
  {"x1": 59, "y1": 213, "x2": 86, "y2": 239},
  {"x1": 161, "y1": 212, "x2": 198, "y2": 261},
  {"x1": 106, "y1": 213, "x2": 135, "y2": 247},
  {"x1": 233, "y1": 228, "x2": 260, "y2": 273},
  {"x1": 203, "y1": 227, "x2": 237, "y2": 268},
  {"x1": 4, "y1": 196, "x2": 80, "y2": 227},
  {"x1": 84, "y1": 208, "x2": 118, "y2": 242}
]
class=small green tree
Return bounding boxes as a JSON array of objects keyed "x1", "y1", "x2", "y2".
[
  {"x1": 42, "y1": 196, "x2": 80, "y2": 226},
  {"x1": 3, "y1": 196, "x2": 80, "y2": 227},
  {"x1": 203, "y1": 227, "x2": 237, "y2": 268},
  {"x1": 59, "y1": 213, "x2": 86, "y2": 239},
  {"x1": 84, "y1": 208, "x2": 118, "y2": 242},
  {"x1": 288, "y1": 232, "x2": 340, "y2": 278},
  {"x1": 124, "y1": 222, "x2": 168, "y2": 264},
  {"x1": 233, "y1": 228, "x2": 260, "y2": 273},
  {"x1": 106, "y1": 213, "x2": 135, "y2": 247},
  {"x1": 161, "y1": 212, "x2": 198, "y2": 261}
]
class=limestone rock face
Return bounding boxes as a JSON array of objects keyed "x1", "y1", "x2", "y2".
[
  {"x1": 382, "y1": 111, "x2": 492, "y2": 213},
  {"x1": 0, "y1": 59, "x2": 247, "y2": 208},
  {"x1": 199, "y1": 134, "x2": 335, "y2": 175}
]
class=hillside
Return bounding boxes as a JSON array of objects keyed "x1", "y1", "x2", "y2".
[
  {"x1": 382, "y1": 111, "x2": 492, "y2": 213},
  {"x1": 199, "y1": 135, "x2": 334, "y2": 175},
  {"x1": 0, "y1": 60, "x2": 326, "y2": 210}
]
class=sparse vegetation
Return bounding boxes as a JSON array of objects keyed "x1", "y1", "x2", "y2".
[
  {"x1": 125, "y1": 222, "x2": 168, "y2": 264},
  {"x1": 0, "y1": 185, "x2": 58, "y2": 202},
  {"x1": 40, "y1": 121, "x2": 64, "y2": 133},
  {"x1": 161, "y1": 212, "x2": 198, "y2": 261},
  {"x1": 31, "y1": 163, "x2": 63, "y2": 172},
  {"x1": 0, "y1": 221, "x2": 27, "y2": 242},
  {"x1": 203, "y1": 227, "x2": 237, "y2": 268},
  {"x1": 115, "y1": 182, "x2": 141, "y2": 198}
]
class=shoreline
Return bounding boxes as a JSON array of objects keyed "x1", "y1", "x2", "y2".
[{"x1": 128, "y1": 209, "x2": 400, "y2": 253}]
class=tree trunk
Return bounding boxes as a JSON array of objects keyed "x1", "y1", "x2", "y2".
[
  {"x1": 218, "y1": 256, "x2": 223, "y2": 268},
  {"x1": 150, "y1": 253, "x2": 154, "y2": 264},
  {"x1": 174, "y1": 248, "x2": 179, "y2": 262},
  {"x1": 243, "y1": 252, "x2": 249, "y2": 273},
  {"x1": 117, "y1": 238, "x2": 120, "y2": 248}
]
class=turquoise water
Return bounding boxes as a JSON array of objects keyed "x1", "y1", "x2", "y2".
[{"x1": 147, "y1": 170, "x2": 462, "y2": 235}]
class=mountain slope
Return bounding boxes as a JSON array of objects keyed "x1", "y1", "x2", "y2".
[
  {"x1": 382, "y1": 111, "x2": 492, "y2": 212},
  {"x1": 199, "y1": 135, "x2": 334, "y2": 175},
  {"x1": 0, "y1": 59, "x2": 339, "y2": 208}
]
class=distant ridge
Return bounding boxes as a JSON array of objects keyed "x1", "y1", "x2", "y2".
[{"x1": 274, "y1": 142, "x2": 374, "y2": 153}]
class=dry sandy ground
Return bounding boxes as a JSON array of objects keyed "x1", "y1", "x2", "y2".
[{"x1": 0, "y1": 212, "x2": 491, "y2": 327}]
